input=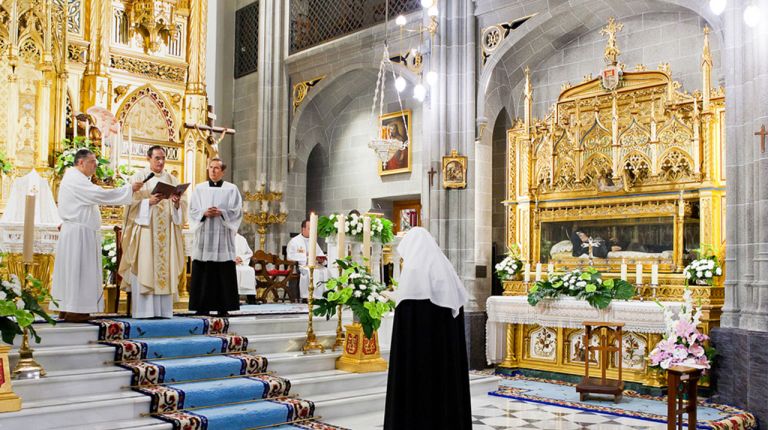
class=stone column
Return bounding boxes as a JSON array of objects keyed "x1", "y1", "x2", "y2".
[{"x1": 711, "y1": 0, "x2": 768, "y2": 424}]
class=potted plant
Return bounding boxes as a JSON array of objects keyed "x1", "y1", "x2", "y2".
[
  {"x1": 0, "y1": 268, "x2": 56, "y2": 345},
  {"x1": 495, "y1": 245, "x2": 523, "y2": 281},
  {"x1": 102, "y1": 234, "x2": 118, "y2": 285},
  {"x1": 528, "y1": 267, "x2": 636, "y2": 310},
  {"x1": 54, "y1": 137, "x2": 115, "y2": 183},
  {"x1": 313, "y1": 257, "x2": 394, "y2": 372}
]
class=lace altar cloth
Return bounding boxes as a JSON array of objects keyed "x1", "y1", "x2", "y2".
[{"x1": 485, "y1": 295, "x2": 681, "y2": 364}]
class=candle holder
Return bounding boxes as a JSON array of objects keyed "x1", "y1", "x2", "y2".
[
  {"x1": 243, "y1": 184, "x2": 287, "y2": 251},
  {"x1": 12, "y1": 263, "x2": 46, "y2": 380},
  {"x1": 332, "y1": 304, "x2": 345, "y2": 351},
  {"x1": 302, "y1": 266, "x2": 325, "y2": 354}
]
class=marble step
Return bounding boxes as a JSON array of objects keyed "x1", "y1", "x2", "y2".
[
  {"x1": 3, "y1": 350, "x2": 393, "y2": 430},
  {"x1": 8, "y1": 331, "x2": 340, "y2": 373},
  {"x1": 55, "y1": 418, "x2": 170, "y2": 430},
  {"x1": 314, "y1": 373, "x2": 501, "y2": 421}
]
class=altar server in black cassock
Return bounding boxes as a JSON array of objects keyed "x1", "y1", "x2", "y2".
[
  {"x1": 383, "y1": 227, "x2": 471, "y2": 430},
  {"x1": 188, "y1": 158, "x2": 242, "y2": 316}
]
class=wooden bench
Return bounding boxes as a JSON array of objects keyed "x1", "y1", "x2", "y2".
[{"x1": 251, "y1": 250, "x2": 299, "y2": 303}]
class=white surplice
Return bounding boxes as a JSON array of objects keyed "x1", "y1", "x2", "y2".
[
  {"x1": 188, "y1": 181, "x2": 243, "y2": 261},
  {"x1": 235, "y1": 234, "x2": 256, "y2": 295},
  {"x1": 286, "y1": 234, "x2": 329, "y2": 299},
  {"x1": 50, "y1": 168, "x2": 134, "y2": 313}
]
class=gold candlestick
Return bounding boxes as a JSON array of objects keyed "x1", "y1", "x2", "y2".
[
  {"x1": 302, "y1": 266, "x2": 325, "y2": 354},
  {"x1": 243, "y1": 189, "x2": 287, "y2": 251},
  {"x1": 12, "y1": 263, "x2": 46, "y2": 380},
  {"x1": 332, "y1": 304, "x2": 345, "y2": 351}
]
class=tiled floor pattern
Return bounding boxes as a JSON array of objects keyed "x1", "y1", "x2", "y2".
[{"x1": 330, "y1": 394, "x2": 667, "y2": 429}]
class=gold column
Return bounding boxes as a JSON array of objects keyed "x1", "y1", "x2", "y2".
[
  {"x1": 182, "y1": 0, "x2": 210, "y2": 184},
  {"x1": 499, "y1": 323, "x2": 517, "y2": 368},
  {"x1": 81, "y1": 0, "x2": 112, "y2": 109}
]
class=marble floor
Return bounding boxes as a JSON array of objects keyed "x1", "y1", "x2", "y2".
[{"x1": 330, "y1": 394, "x2": 667, "y2": 429}]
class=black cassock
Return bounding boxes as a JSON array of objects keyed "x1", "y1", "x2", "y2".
[
  {"x1": 383, "y1": 299, "x2": 472, "y2": 430},
  {"x1": 189, "y1": 260, "x2": 240, "y2": 313}
]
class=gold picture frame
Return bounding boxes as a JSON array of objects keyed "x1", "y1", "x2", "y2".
[
  {"x1": 378, "y1": 110, "x2": 412, "y2": 176},
  {"x1": 442, "y1": 149, "x2": 467, "y2": 189}
]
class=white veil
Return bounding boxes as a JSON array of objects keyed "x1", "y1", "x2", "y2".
[{"x1": 392, "y1": 227, "x2": 468, "y2": 317}]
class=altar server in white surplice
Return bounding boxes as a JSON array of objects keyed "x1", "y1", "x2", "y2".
[
  {"x1": 188, "y1": 158, "x2": 242, "y2": 316},
  {"x1": 235, "y1": 234, "x2": 257, "y2": 298},
  {"x1": 118, "y1": 145, "x2": 188, "y2": 319},
  {"x1": 51, "y1": 149, "x2": 142, "y2": 322},
  {"x1": 286, "y1": 220, "x2": 330, "y2": 299}
]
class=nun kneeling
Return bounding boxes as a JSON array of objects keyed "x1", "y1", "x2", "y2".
[{"x1": 383, "y1": 227, "x2": 472, "y2": 430}]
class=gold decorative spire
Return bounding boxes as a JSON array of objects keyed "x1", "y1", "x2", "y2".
[
  {"x1": 701, "y1": 26, "x2": 712, "y2": 110},
  {"x1": 601, "y1": 17, "x2": 624, "y2": 65}
]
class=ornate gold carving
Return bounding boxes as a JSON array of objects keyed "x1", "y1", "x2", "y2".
[
  {"x1": 601, "y1": 17, "x2": 624, "y2": 65},
  {"x1": 67, "y1": 43, "x2": 87, "y2": 63},
  {"x1": 292, "y1": 76, "x2": 324, "y2": 112},
  {"x1": 110, "y1": 54, "x2": 186, "y2": 83},
  {"x1": 537, "y1": 200, "x2": 679, "y2": 222},
  {"x1": 113, "y1": 85, "x2": 129, "y2": 103},
  {"x1": 127, "y1": 0, "x2": 179, "y2": 53}
]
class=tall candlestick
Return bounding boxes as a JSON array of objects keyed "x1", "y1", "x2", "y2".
[
  {"x1": 535, "y1": 263, "x2": 542, "y2": 282},
  {"x1": 524, "y1": 263, "x2": 531, "y2": 283},
  {"x1": 308, "y1": 213, "x2": 318, "y2": 267},
  {"x1": 635, "y1": 263, "x2": 643, "y2": 285},
  {"x1": 547, "y1": 263, "x2": 554, "y2": 275},
  {"x1": 23, "y1": 192, "x2": 36, "y2": 264},
  {"x1": 620, "y1": 259, "x2": 628, "y2": 281},
  {"x1": 337, "y1": 216, "x2": 346, "y2": 261},
  {"x1": 651, "y1": 264, "x2": 659, "y2": 285},
  {"x1": 362, "y1": 216, "x2": 371, "y2": 264}
]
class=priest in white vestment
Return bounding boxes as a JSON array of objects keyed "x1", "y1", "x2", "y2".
[
  {"x1": 118, "y1": 146, "x2": 187, "y2": 318},
  {"x1": 286, "y1": 220, "x2": 330, "y2": 299},
  {"x1": 235, "y1": 234, "x2": 257, "y2": 302},
  {"x1": 51, "y1": 149, "x2": 142, "y2": 322},
  {"x1": 188, "y1": 158, "x2": 243, "y2": 316}
]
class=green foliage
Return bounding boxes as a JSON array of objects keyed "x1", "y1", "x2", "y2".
[
  {"x1": 0, "y1": 257, "x2": 57, "y2": 344},
  {"x1": 0, "y1": 151, "x2": 13, "y2": 175},
  {"x1": 312, "y1": 256, "x2": 395, "y2": 338},
  {"x1": 528, "y1": 267, "x2": 636, "y2": 310},
  {"x1": 54, "y1": 137, "x2": 115, "y2": 182},
  {"x1": 317, "y1": 213, "x2": 395, "y2": 244}
]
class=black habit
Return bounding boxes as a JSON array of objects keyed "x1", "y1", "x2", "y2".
[
  {"x1": 189, "y1": 260, "x2": 239, "y2": 313},
  {"x1": 383, "y1": 299, "x2": 472, "y2": 430}
]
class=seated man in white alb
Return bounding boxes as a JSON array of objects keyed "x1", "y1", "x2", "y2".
[
  {"x1": 286, "y1": 219, "x2": 330, "y2": 300},
  {"x1": 235, "y1": 234, "x2": 257, "y2": 304}
]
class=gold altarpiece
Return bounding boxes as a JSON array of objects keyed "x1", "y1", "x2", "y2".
[
  {"x1": 0, "y1": 0, "x2": 218, "y2": 310},
  {"x1": 499, "y1": 22, "x2": 725, "y2": 387}
]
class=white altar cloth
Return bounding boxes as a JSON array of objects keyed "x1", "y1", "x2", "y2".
[{"x1": 485, "y1": 295, "x2": 680, "y2": 364}]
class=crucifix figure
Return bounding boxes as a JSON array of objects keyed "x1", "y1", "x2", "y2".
[
  {"x1": 427, "y1": 167, "x2": 438, "y2": 188},
  {"x1": 184, "y1": 105, "x2": 236, "y2": 154},
  {"x1": 755, "y1": 124, "x2": 767, "y2": 153}
]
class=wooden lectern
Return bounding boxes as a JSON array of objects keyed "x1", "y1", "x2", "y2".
[
  {"x1": 575, "y1": 321, "x2": 625, "y2": 403},
  {"x1": 666, "y1": 365, "x2": 702, "y2": 430}
]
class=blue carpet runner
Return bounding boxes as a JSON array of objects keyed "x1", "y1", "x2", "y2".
[{"x1": 94, "y1": 317, "x2": 348, "y2": 430}]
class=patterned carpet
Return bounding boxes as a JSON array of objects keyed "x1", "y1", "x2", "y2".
[{"x1": 92, "y1": 317, "x2": 347, "y2": 430}]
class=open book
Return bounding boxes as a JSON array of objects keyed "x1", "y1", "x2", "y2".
[{"x1": 151, "y1": 182, "x2": 190, "y2": 199}]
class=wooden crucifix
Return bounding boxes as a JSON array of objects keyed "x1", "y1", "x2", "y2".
[
  {"x1": 184, "y1": 105, "x2": 236, "y2": 153},
  {"x1": 755, "y1": 124, "x2": 767, "y2": 153},
  {"x1": 427, "y1": 166, "x2": 438, "y2": 188}
]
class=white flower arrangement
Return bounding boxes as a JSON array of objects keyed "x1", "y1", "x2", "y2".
[
  {"x1": 495, "y1": 255, "x2": 523, "y2": 281},
  {"x1": 683, "y1": 257, "x2": 722, "y2": 286}
]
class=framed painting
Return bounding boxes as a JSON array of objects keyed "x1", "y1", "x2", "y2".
[
  {"x1": 378, "y1": 110, "x2": 412, "y2": 176},
  {"x1": 442, "y1": 149, "x2": 467, "y2": 189},
  {"x1": 393, "y1": 199, "x2": 422, "y2": 236}
]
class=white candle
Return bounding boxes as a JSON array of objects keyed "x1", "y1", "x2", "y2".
[
  {"x1": 269, "y1": 180, "x2": 276, "y2": 191},
  {"x1": 259, "y1": 173, "x2": 267, "y2": 189},
  {"x1": 85, "y1": 121, "x2": 90, "y2": 142},
  {"x1": 524, "y1": 263, "x2": 531, "y2": 283},
  {"x1": 277, "y1": 181, "x2": 284, "y2": 193},
  {"x1": 23, "y1": 192, "x2": 36, "y2": 264},
  {"x1": 635, "y1": 263, "x2": 643, "y2": 285},
  {"x1": 261, "y1": 200, "x2": 269, "y2": 213},
  {"x1": 337, "y1": 216, "x2": 346, "y2": 261},
  {"x1": 73, "y1": 116, "x2": 78, "y2": 140},
  {"x1": 547, "y1": 263, "x2": 554, "y2": 275},
  {"x1": 279, "y1": 202, "x2": 287, "y2": 214},
  {"x1": 363, "y1": 216, "x2": 371, "y2": 263},
  {"x1": 308, "y1": 213, "x2": 318, "y2": 267},
  {"x1": 242, "y1": 180, "x2": 251, "y2": 192},
  {"x1": 620, "y1": 259, "x2": 628, "y2": 281},
  {"x1": 127, "y1": 126, "x2": 133, "y2": 166},
  {"x1": 535, "y1": 263, "x2": 542, "y2": 282},
  {"x1": 651, "y1": 264, "x2": 659, "y2": 285}
]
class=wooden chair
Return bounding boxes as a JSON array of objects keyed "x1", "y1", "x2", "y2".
[
  {"x1": 575, "y1": 321, "x2": 625, "y2": 403},
  {"x1": 667, "y1": 366, "x2": 702, "y2": 430},
  {"x1": 252, "y1": 250, "x2": 299, "y2": 303}
]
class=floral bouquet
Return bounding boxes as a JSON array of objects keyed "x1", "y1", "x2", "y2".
[
  {"x1": 495, "y1": 256, "x2": 522, "y2": 281},
  {"x1": 528, "y1": 267, "x2": 636, "y2": 309},
  {"x1": 649, "y1": 287, "x2": 715, "y2": 370},
  {"x1": 102, "y1": 234, "x2": 118, "y2": 279},
  {"x1": 54, "y1": 137, "x2": 115, "y2": 182},
  {"x1": 318, "y1": 213, "x2": 394, "y2": 244},
  {"x1": 0, "y1": 264, "x2": 56, "y2": 344},
  {"x1": 312, "y1": 257, "x2": 395, "y2": 338},
  {"x1": 683, "y1": 256, "x2": 722, "y2": 286}
]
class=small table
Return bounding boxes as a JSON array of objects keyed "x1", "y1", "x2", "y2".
[
  {"x1": 667, "y1": 366, "x2": 702, "y2": 430},
  {"x1": 575, "y1": 321, "x2": 625, "y2": 403}
]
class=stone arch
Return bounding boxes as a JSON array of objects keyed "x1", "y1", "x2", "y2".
[
  {"x1": 115, "y1": 85, "x2": 177, "y2": 142},
  {"x1": 476, "y1": 0, "x2": 722, "y2": 122}
]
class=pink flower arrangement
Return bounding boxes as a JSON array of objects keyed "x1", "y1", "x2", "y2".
[{"x1": 648, "y1": 287, "x2": 714, "y2": 370}]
